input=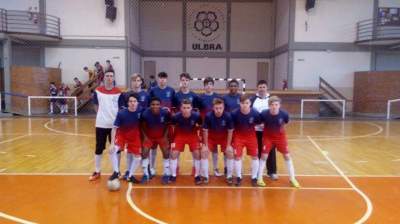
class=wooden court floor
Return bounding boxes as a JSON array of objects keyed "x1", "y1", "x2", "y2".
[{"x1": 0, "y1": 117, "x2": 400, "y2": 223}]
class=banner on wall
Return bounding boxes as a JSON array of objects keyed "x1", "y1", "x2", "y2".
[{"x1": 186, "y1": 3, "x2": 226, "y2": 51}]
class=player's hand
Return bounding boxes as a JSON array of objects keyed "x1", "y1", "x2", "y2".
[
  {"x1": 170, "y1": 142, "x2": 176, "y2": 149},
  {"x1": 109, "y1": 144, "x2": 116, "y2": 154}
]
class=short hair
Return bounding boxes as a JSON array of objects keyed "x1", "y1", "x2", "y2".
[
  {"x1": 180, "y1": 73, "x2": 191, "y2": 80},
  {"x1": 106, "y1": 60, "x2": 110, "y2": 63},
  {"x1": 240, "y1": 94, "x2": 251, "y2": 103},
  {"x1": 268, "y1": 96, "x2": 281, "y2": 105},
  {"x1": 130, "y1": 73, "x2": 143, "y2": 82},
  {"x1": 181, "y1": 98, "x2": 192, "y2": 106},
  {"x1": 213, "y1": 97, "x2": 224, "y2": 105},
  {"x1": 150, "y1": 97, "x2": 161, "y2": 104},
  {"x1": 203, "y1": 77, "x2": 214, "y2": 86},
  {"x1": 105, "y1": 71, "x2": 114, "y2": 76},
  {"x1": 94, "y1": 62, "x2": 100, "y2": 66},
  {"x1": 50, "y1": 82, "x2": 55, "y2": 85},
  {"x1": 228, "y1": 79, "x2": 239, "y2": 86},
  {"x1": 257, "y1": 80, "x2": 268, "y2": 87},
  {"x1": 128, "y1": 93, "x2": 139, "y2": 101},
  {"x1": 83, "y1": 66, "x2": 88, "y2": 70},
  {"x1": 158, "y1": 72, "x2": 168, "y2": 78},
  {"x1": 149, "y1": 75, "x2": 155, "y2": 79},
  {"x1": 73, "y1": 77, "x2": 78, "y2": 80}
]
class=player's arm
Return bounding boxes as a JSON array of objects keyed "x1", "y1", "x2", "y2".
[
  {"x1": 226, "y1": 115, "x2": 234, "y2": 149},
  {"x1": 111, "y1": 112, "x2": 121, "y2": 148},
  {"x1": 140, "y1": 119, "x2": 149, "y2": 142},
  {"x1": 93, "y1": 91, "x2": 99, "y2": 113}
]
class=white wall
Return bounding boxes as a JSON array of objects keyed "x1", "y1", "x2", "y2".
[
  {"x1": 295, "y1": 0, "x2": 374, "y2": 42},
  {"x1": 142, "y1": 57, "x2": 183, "y2": 89},
  {"x1": 230, "y1": 58, "x2": 271, "y2": 90},
  {"x1": 186, "y1": 58, "x2": 227, "y2": 89},
  {"x1": 231, "y1": 2, "x2": 274, "y2": 52},
  {"x1": 131, "y1": 51, "x2": 142, "y2": 74},
  {"x1": 140, "y1": 1, "x2": 182, "y2": 51},
  {"x1": 293, "y1": 51, "x2": 371, "y2": 99},
  {"x1": 273, "y1": 52, "x2": 288, "y2": 90},
  {"x1": 380, "y1": 0, "x2": 400, "y2": 7},
  {"x1": 0, "y1": 0, "x2": 38, "y2": 11},
  {"x1": 45, "y1": 48, "x2": 126, "y2": 86},
  {"x1": 46, "y1": 0, "x2": 125, "y2": 40},
  {"x1": 128, "y1": 0, "x2": 140, "y2": 45},
  {"x1": 275, "y1": 0, "x2": 289, "y2": 48}
]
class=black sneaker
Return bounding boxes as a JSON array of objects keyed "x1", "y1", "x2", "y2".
[
  {"x1": 224, "y1": 167, "x2": 227, "y2": 176},
  {"x1": 129, "y1": 176, "x2": 140, "y2": 184},
  {"x1": 202, "y1": 176, "x2": 209, "y2": 184},
  {"x1": 141, "y1": 175, "x2": 150, "y2": 184},
  {"x1": 236, "y1": 177, "x2": 242, "y2": 186},
  {"x1": 161, "y1": 175, "x2": 170, "y2": 185},
  {"x1": 108, "y1": 171, "x2": 120, "y2": 181},
  {"x1": 195, "y1": 176, "x2": 203, "y2": 185},
  {"x1": 122, "y1": 170, "x2": 129, "y2": 180},
  {"x1": 226, "y1": 177, "x2": 233, "y2": 186},
  {"x1": 251, "y1": 178, "x2": 257, "y2": 187},
  {"x1": 169, "y1": 176, "x2": 177, "y2": 183}
]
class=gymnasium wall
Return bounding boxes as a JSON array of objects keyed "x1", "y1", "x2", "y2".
[
  {"x1": 130, "y1": 51, "x2": 142, "y2": 76},
  {"x1": 275, "y1": 0, "x2": 289, "y2": 48},
  {"x1": 46, "y1": 0, "x2": 125, "y2": 40},
  {"x1": 128, "y1": 0, "x2": 140, "y2": 46},
  {"x1": 376, "y1": 52, "x2": 400, "y2": 71},
  {"x1": 273, "y1": 52, "x2": 288, "y2": 90},
  {"x1": 12, "y1": 46, "x2": 41, "y2": 66},
  {"x1": 230, "y1": 59, "x2": 272, "y2": 90},
  {"x1": 294, "y1": 0, "x2": 374, "y2": 43},
  {"x1": 292, "y1": 51, "x2": 371, "y2": 99},
  {"x1": 0, "y1": 0, "x2": 38, "y2": 10},
  {"x1": 45, "y1": 48, "x2": 126, "y2": 86},
  {"x1": 142, "y1": 57, "x2": 183, "y2": 89}
]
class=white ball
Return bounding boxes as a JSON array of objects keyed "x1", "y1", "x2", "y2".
[{"x1": 107, "y1": 179, "x2": 121, "y2": 191}]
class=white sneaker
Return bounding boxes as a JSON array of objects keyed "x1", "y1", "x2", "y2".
[
  {"x1": 150, "y1": 168, "x2": 156, "y2": 177},
  {"x1": 214, "y1": 169, "x2": 223, "y2": 177},
  {"x1": 269, "y1": 173, "x2": 279, "y2": 180}
]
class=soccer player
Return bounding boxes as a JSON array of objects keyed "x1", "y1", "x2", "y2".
[
  {"x1": 231, "y1": 94, "x2": 262, "y2": 186},
  {"x1": 89, "y1": 72, "x2": 124, "y2": 181},
  {"x1": 124, "y1": 73, "x2": 149, "y2": 110},
  {"x1": 223, "y1": 79, "x2": 241, "y2": 113},
  {"x1": 49, "y1": 82, "x2": 58, "y2": 114},
  {"x1": 258, "y1": 96, "x2": 300, "y2": 188},
  {"x1": 202, "y1": 98, "x2": 233, "y2": 182},
  {"x1": 108, "y1": 93, "x2": 143, "y2": 183},
  {"x1": 173, "y1": 73, "x2": 202, "y2": 111},
  {"x1": 148, "y1": 72, "x2": 176, "y2": 176},
  {"x1": 141, "y1": 97, "x2": 172, "y2": 184},
  {"x1": 58, "y1": 83, "x2": 70, "y2": 114},
  {"x1": 170, "y1": 99, "x2": 203, "y2": 184}
]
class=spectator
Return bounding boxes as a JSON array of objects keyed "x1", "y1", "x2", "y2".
[
  {"x1": 149, "y1": 75, "x2": 157, "y2": 89},
  {"x1": 84, "y1": 66, "x2": 95, "y2": 81},
  {"x1": 94, "y1": 62, "x2": 105, "y2": 86},
  {"x1": 105, "y1": 60, "x2": 114, "y2": 73}
]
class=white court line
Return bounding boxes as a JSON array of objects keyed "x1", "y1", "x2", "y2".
[
  {"x1": 43, "y1": 119, "x2": 94, "y2": 137},
  {"x1": 0, "y1": 212, "x2": 37, "y2": 224},
  {"x1": 131, "y1": 185, "x2": 353, "y2": 191},
  {"x1": 0, "y1": 134, "x2": 30, "y2": 144},
  {"x1": 126, "y1": 183, "x2": 168, "y2": 224},
  {"x1": 307, "y1": 136, "x2": 373, "y2": 224}
]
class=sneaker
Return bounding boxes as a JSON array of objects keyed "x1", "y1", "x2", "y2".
[
  {"x1": 226, "y1": 177, "x2": 233, "y2": 186},
  {"x1": 149, "y1": 168, "x2": 156, "y2": 179},
  {"x1": 202, "y1": 176, "x2": 209, "y2": 184},
  {"x1": 169, "y1": 176, "x2": 177, "y2": 183},
  {"x1": 224, "y1": 167, "x2": 227, "y2": 176},
  {"x1": 235, "y1": 177, "x2": 242, "y2": 187},
  {"x1": 108, "y1": 171, "x2": 120, "y2": 181},
  {"x1": 89, "y1": 172, "x2": 101, "y2": 181},
  {"x1": 257, "y1": 178, "x2": 266, "y2": 187},
  {"x1": 251, "y1": 178, "x2": 257, "y2": 187},
  {"x1": 129, "y1": 176, "x2": 140, "y2": 184},
  {"x1": 141, "y1": 175, "x2": 149, "y2": 184},
  {"x1": 268, "y1": 173, "x2": 279, "y2": 181},
  {"x1": 195, "y1": 176, "x2": 203, "y2": 185},
  {"x1": 161, "y1": 175, "x2": 170, "y2": 185},
  {"x1": 122, "y1": 170, "x2": 129, "y2": 180},
  {"x1": 214, "y1": 169, "x2": 222, "y2": 177},
  {"x1": 290, "y1": 179, "x2": 301, "y2": 188}
]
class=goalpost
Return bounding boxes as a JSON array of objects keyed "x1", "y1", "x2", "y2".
[
  {"x1": 28, "y1": 96, "x2": 78, "y2": 116},
  {"x1": 191, "y1": 77, "x2": 247, "y2": 94}
]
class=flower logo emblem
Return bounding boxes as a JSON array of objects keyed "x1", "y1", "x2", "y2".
[{"x1": 193, "y1": 11, "x2": 219, "y2": 37}]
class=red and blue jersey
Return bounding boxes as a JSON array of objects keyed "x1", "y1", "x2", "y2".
[
  {"x1": 260, "y1": 110, "x2": 289, "y2": 135},
  {"x1": 114, "y1": 108, "x2": 142, "y2": 140},
  {"x1": 148, "y1": 86, "x2": 175, "y2": 109},
  {"x1": 203, "y1": 111, "x2": 233, "y2": 138},
  {"x1": 124, "y1": 90, "x2": 149, "y2": 109},
  {"x1": 141, "y1": 108, "x2": 171, "y2": 139},
  {"x1": 173, "y1": 91, "x2": 202, "y2": 110},
  {"x1": 231, "y1": 109, "x2": 261, "y2": 136},
  {"x1": 171, "y1": 112, "x2": 202, "y2": 137},
  {"x1": 223, "y1": 93, "x2": 241, "y2": 112},
  {"x1": 199, "y1": 93, "x2": 220, "y2": 117}
]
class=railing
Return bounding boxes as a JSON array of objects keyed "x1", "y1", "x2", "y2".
[
  {"x1": 356, "y1": 18, "x2": 400, "y2": 43},
  {"x1": 0, "y1": 8, "x2": 60, "y2": 38},
  {"x1": 301, "y1": 99, "x2": 346, "y2": 119},
  {"x1": 387, "y1": 99, "x2": 400, "y2": 120},
  {"x1": 319, "y1": 77, "x2": 349, "y2": 114}
]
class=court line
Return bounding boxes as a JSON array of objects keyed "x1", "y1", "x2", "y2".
[
  {"x1": 126, "y1": 183, "x2": 168, "y2": 224},
  {"x1": 131, "y1": 185, "x2": 353, "y2": 191},
  {"x1": 0, "y1": 134, "x2": 30, "y2": 144},
  {"x1": 0, "y1": 212, "x2": 37, "y2": 224},
  {"x1": 307, "y1": 136, "x2": 373, "y2": 224},
  {"x1": 43, "y1": 119, "x2": 94, "y2": 137}
]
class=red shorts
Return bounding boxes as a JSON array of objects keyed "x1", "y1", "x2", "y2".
[
  {"x1": 173, "y1": 135, "x2": 200, "y2": 152},
  {"x1": 208, "y1": 137, "x2": 227, "y2": 152},
  {"x1": 143, "y1": 137, "x2": 169, "y2": 149},
  {"x1": 263, "y1": 134, "x2": 289, "y2": 154},
  {"x1": 232, "y1": 135, "x2": 258, "y2": 157},
  {"x1": 115, "y1": 134, "x2": 141, "y2": 155}
]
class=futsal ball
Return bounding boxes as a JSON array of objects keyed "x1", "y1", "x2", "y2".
[{"x1": 107, "y1": 179, "x2": 121, "y2": 191}]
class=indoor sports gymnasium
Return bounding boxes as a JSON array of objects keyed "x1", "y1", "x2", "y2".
[{"x1": 1, "y1": 0, "x2": 400, "y2": 223}]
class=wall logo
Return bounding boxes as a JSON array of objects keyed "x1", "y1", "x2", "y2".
[{"x1": 188, "y1": 4, "x2": 225, "y2": 51}]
